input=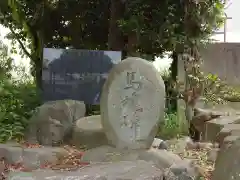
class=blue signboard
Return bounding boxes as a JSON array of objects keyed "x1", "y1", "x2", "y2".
[{"x1": 42, "y1": 48, "x2": 122, "y2": 104}]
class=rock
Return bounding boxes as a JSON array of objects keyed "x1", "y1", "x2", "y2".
[
  {"x1": 0, "y1": 144, "x2": 23, "y2": 164},
  {"x1": 25, "y1": 100, "x2": 86, "y2": 146},
  {"x1": 204, "y1": 115, "x2": 240, "y2": 142},
  {"x1": 45, "y1": 100, "x2": 86, "y2": 120},
  {"x1": 22, "y1": 147, "x2": 68, "y2": 169},
  {"x1": 81, "y1": 145, "x2": 145, "y2": 163},
  {"x1": 192, "y1": 108, "x2": 215, "y2": 133},
  {"x1": 0, "y1": 161, "x2": 5, "y2": 177},
  {"x1": 0, "y1": 143, "x2": 68, "y2": 169},
  {"x1": 212, "y1": 136, "x2": 240, "y2": 180},
  {"x1": 166, "y1": 137, "x2": 196, "y2": 154},
  {"x1": 221, "y1": 135, "x2": 239, "y2": 150},
  {"x1": 152, "y1": 138, "x2": 168, "y2": 149},
  {"x1": 185, "y1": 137, "x2": 198, "y2": 150},
  {"x1": 207, "y1": 148, "x2": 219, "y2": 162},
  {"x1": 72, "y1": 115, "x2": 108, "y2": 149},
  {"x1": 165, "y1": 159, "x2": 200, "y2": 180},
  {"x1": 216, "y1": 124, "x2": 240, "y2": 146},
  {"x1": 8, "y1": 160, "x2": 164, "y2": 180},
  {"x1": 100, "y1": 57, "x2": 165, "y2": 149},
  {"x1": 191, "y1": 108, "x2": 221, "y2": 133},
  {"x1": 195, "y1": 142, "x2": 213, "y2": 149},
  {"x1": 81, "y1": 145, "x2": 182, "y2": 169},
  {"x1": 139, "y1": 148, "x2": 182, "y2": 169}
]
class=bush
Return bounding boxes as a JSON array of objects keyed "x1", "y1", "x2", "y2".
[
  {"x1": 0, "y1": 77, "x2": 40, "y2": 142},
  {"x1": 157, "y1": 111, "x2": 188, "y2": 140}
]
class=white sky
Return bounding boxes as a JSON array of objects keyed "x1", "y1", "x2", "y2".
[{"x1": 0, "y1": 0, "x2": 238, "y2": 71}]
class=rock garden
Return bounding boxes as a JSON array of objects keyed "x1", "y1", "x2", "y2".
[
  {"x1": 0, "y1": 1, "x2": 240, "y2": 179},
  {"x1": 0, "y1": 57, "x2": 240, "y2": 180}
]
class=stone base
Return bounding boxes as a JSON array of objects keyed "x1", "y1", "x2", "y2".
[{"x1": 81, "y1": 145, "x2": 199, "y2": 177}]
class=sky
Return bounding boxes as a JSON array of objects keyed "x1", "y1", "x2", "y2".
[{"x1": 0, "y1": 0, "x2": 238, "y2": 72}]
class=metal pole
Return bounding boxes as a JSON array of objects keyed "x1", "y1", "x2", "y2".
[
  {"x1": 224, "y1": 13, "x2": 232, "y2": 42},
  {"x1": 224, "y1": 0, "x2": 227, "y2": 42},
  {"x1": 224, "y1": 14, "x2": 227, "y2": 42}
]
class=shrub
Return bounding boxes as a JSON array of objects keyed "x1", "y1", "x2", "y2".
[
  {"x1": 0, "y1": 76, "x2": 40, "y2": 142},
  {"x1": 157, "y1": 111, "x2": 188, "y2": 140}
]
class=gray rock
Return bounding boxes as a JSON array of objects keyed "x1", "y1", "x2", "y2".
[
  {"x1": 8, "y1": 160, "x2": 164, "y2": 180},
  {"x1": 207, "y1": 148, "x2": 219, "y2": 162},
  {"x1": 81, "y1": 146, "x2": 141, "y2": 163},
  {"x1": 216, "y1": 124, "x2": 240, "y2": 146},
  {"x1": 5, "y1": 146, "x2": 23, "y2": 164},
  {"x1": 139, "y1": 148, "x2": 182, "y2": 169},
  {"x1": 72, "y1": 115, "x2": 108, "y2": 149},
  {"x1": 204, "y1": 115, "x2": 240, "y2": 142},
  {"x1": 100, "y1": 57, "x2": 165, "y2": 149},
  {"x1": 22, "y1": 147, "x2": 68, "y2": 169},
  {"x1": 25, "y1": 100, "x2": 86, "y2": 146},
  {"x1": 81, "y1": 145, "x2": 182, "y2": 169},
  {"x1": 0, "y1": 143, "x2": 68, "y2": 169},
  {"x1": 164, "y1": 169, "x2": 196, "y2": 180},
  {"x1": 166, "y1": 137, "x2": 196, "y2": 154},
  {"x1": 169, "y1": 159, "x2": 200, "y2": 179},
  {"x1": 212, "y1": 136, "x2": 240, "y2": 180},
  {"x1": 191, "y1": 108, "x2": 222, "y2": 134},
  {"x1": 152, "y1": 138, "x2": 168, "y2": 150}
]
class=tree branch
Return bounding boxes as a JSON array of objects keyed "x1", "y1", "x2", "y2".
[{"x1": 8, "y1": 26, "x2": 32, "y2": 60}]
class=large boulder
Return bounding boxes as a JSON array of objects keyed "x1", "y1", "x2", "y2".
[
  {"x1": 100, "y1": 57, "x2": 165, "y2": 149},
  {"x1": 25, "y1": 100, "x2": 86, "y2": 146},
  {"x1": 72, "y1": 115, "x2": 108, "y2": 148},
  {"x1": 212, "y1": 137, "x2": 240, "y2": 180}
]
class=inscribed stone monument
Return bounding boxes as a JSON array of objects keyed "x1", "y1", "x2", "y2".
[{"x1": 100, "y1": 57, "x2": 165, "y2": 149}]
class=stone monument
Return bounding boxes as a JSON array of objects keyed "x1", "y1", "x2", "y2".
[{"x1": 100, "y1": 57, "x2": 165, "y2": 149}]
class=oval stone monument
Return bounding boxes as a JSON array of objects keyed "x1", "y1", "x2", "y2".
[{"x1": 100, "y1": 57, "x2": 165, "y2": 149}]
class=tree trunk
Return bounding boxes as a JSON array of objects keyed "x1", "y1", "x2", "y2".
[
  {"x1": 167, "y1": 51, "x2": 178, "y2": 112},
  {"x1": 108, "y1": 0, "x2": 125, "y2": 53},
  {"x1": 35, "y1": 59, "x2": 42, "y2": 90},
  {"x1": 170, "y1": 52, "x2": 178, "y2": 82}
]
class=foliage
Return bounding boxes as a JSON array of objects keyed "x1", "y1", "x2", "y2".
[
  {"x1": 0, "y1": 76, "x2": 40, "y2": 142},
  {"x1": 0, "y1": 0, "x2": 225, "y2": 85},
  {"x1": 174, "y1": 0, "x2": 224, "y2": 135},
  {"x1": 0, "y1": 0, "x2": 227, "y2": 141},
  {"x1": 153, "y1": 53, "x2": 172, "y2": 78},
  {"x1": 0, "y1": 40, "x2": 13, "y2": 77},
  {"x1": 0, "y1": 38, "x2": 39, "y2": 142},
  {"x1": 203, "y1": 74, "x2": 240, "y2": 103},
  {"x1": 157, "y1": 112, "x2": 188, "y2": 140}
]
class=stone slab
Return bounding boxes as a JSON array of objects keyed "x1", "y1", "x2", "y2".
[
  {"x1": 72, "y1": 115, "x2": 108, "y2": 148},
  {"x1": 0, "y1": 143, "x2": 68, "y2": 169},
  {"x1": 100, "y1": 57, "x2": 165, "y2": 149},
  {"x1": 216, "y1": 124, "x2": 240, "y2": 146},
  {"x1": 204, "y1": 115, "x2": 240, "y2": 142},
  {"x1": 81, "y1": 145, "x2": 182, "y2": 169},
  {"x1": 7, "y1": 160, "x2": 164, "y2": 180}
]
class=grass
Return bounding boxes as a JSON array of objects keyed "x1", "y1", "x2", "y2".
[
  {"x1": 157, "y1": 111, "x2": 189, "y2": 140},
  {"x1": 159, "y1": 110, "x2": 214, "y2": 180}
]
